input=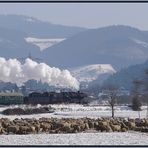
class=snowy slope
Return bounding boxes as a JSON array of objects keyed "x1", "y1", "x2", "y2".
[
  {"x1": 70, "y1": 64, "x2": 116, "y2": 83},
  {"x1": 25, "y1": 37, "x2": 65, "y2": 51}
]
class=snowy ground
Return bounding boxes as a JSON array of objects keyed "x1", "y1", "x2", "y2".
[
  {"x1": 0, "y1": 104, "x2": 147, "y2": 120},
  {"x1": 0, "y1": 132, "x2": 148, "y2": 145},
  {"x1": 0, "y1": 104, "x2": 148, "y2": 145}
]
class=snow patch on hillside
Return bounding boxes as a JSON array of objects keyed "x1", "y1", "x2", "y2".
[
  {"x1": 25, "y1": 37, "x2": 65, "y2": 51},
  {"x1": 131, "y1": 38, "x2": 148, "y2": 48},
  {"x1": 25, "y1": 18, "x2": 35, "y2": 23},
  {"x1": 70, "y1": 64, "x2": 116, "y2": 83}
]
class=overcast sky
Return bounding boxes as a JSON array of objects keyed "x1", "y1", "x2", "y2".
[{"x1": 0, "y1": 3, "x2": 148, "y2": 30}]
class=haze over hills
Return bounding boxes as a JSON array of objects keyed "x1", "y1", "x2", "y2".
[
  {"x1": 104, "y1": 60, "x2": 148, "y2": 90},
  {"x1": 0, "y1": 27, "x2": 41, "y2": 58},
  {"x1": 0, "y1": 14, "x2": 86, "y2": 59},
  {"x1": 0, "y1": 14, "x2": 148, "y2": 90},
  {"x1": 0, "y1": 15, "x2": 86, "y2": 38},
  {"x1": 0, "y1": 15, "x2": 148, "y2": 70},
  {"x1": 43, "y1": 25, "x2": 148, "y2": 70}
]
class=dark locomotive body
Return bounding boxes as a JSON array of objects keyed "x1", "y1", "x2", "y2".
[{"x1": 24, "y1": 91, "x2": 87, "y2": 105}]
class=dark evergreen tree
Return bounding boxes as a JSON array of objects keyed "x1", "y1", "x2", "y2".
[
  {"x1": 132, "y1": 96, "x2": 142, "y2": 111},
  {"x1": 131, "y1": 80, "x2": 142, "y2": 111}
]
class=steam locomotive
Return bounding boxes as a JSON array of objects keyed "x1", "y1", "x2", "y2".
[{"x1": 24, "y1": 91, "x2": 87, "y2": 105}]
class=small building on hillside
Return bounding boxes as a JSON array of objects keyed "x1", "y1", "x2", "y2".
[{"x1": 0, "y1": 92, "x2": 24, "y2": 105}]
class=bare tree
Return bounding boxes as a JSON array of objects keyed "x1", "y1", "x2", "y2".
[{"x1": 102, "y1": 84, "x2": 119, "y2": 118}]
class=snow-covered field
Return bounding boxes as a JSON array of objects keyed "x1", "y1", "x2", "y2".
[
  {"x1": 0, "y1": 104, "x2": 147, "y2": 120},
  {"x1": 0, "y1": 132, "x2": 148, "y2": 145},
  {"x1": 0, "y1": 104, "x2": 148, "y2": 145}
]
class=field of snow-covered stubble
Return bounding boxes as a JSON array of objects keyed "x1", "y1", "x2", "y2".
[{"x1": 0, "y1": 104, "x2": 148, "y2": 145}]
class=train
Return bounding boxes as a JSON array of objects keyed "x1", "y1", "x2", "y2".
[
  {"x1": 0, "y1": 91, "x2": 88, "y2": 105},
  {"x1": 24, "y1": 91, "x2": 88, "y2": 105}
]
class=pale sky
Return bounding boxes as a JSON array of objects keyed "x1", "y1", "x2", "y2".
[{"x1": 0, "y1": 3, "x2": 148, "y2": 30}]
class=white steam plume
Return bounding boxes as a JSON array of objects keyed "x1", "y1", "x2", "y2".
[{"x1": 0, "y1": 57, "x2": 80, "y2": 90}]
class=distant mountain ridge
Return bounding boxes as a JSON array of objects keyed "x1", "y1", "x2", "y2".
[
  {"x1": 0, "y1": 15, "x2": 148, "y2": 71},
  {"x1": 42, "y1": 25, "x2": 148, "y2": 69},
  {"x1": 0, "y1": 15, "x2": 148, "y2": 92},
  {"x1": 0, "y1": 14, "x2": 86, "y2": 38},
  {"x1": 0, "y1": 14, "x2": 86, "y2": 59}
]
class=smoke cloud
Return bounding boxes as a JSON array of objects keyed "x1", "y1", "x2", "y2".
[{"x1": 0, "y1": 57, "x2": 79, "y2": 90}]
